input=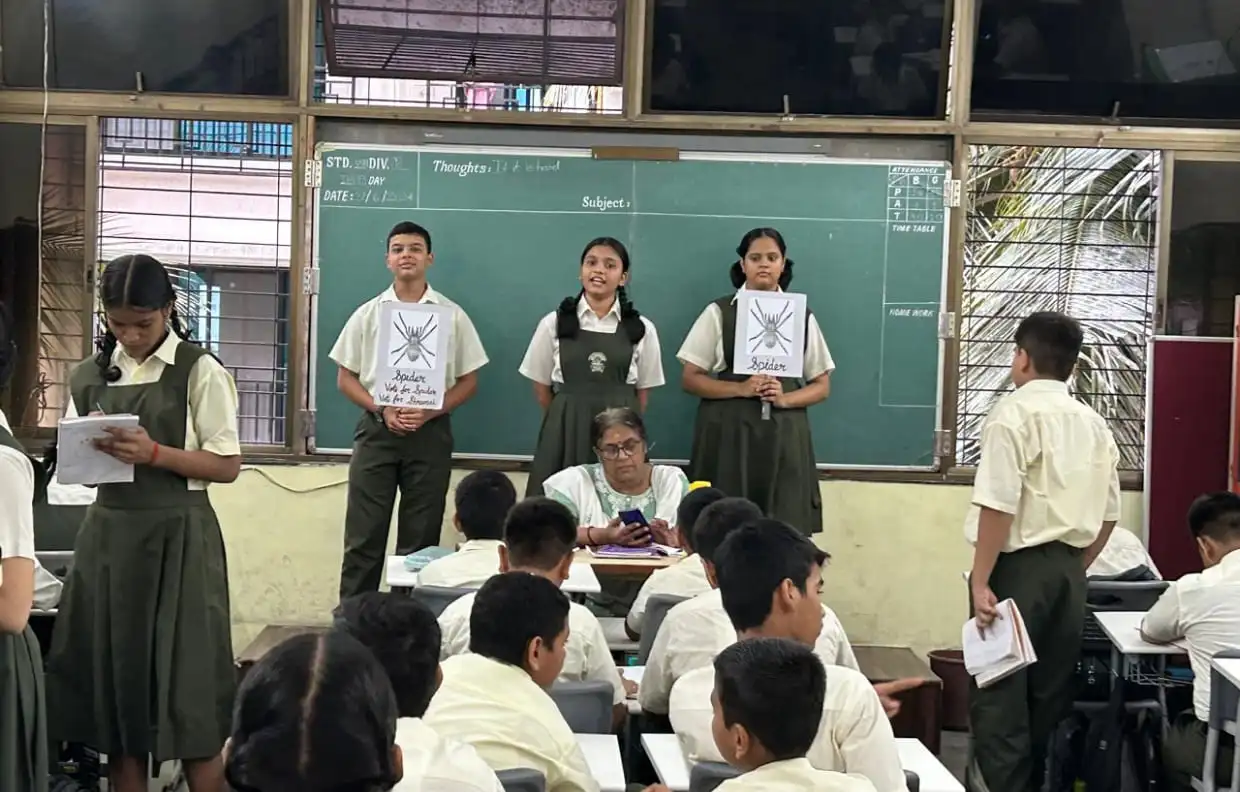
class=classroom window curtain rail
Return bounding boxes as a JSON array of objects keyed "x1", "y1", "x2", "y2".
[{"x1": 319, "y1": 0, "x2": 625, "y2": 86}]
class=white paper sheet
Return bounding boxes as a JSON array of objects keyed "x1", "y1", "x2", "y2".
[
  {"x1": 962, "y1": 598, "x2": 1037, "y2": 688},
  {"x1": 55, "y1": 414, "x2": 141, "y2": 486}
]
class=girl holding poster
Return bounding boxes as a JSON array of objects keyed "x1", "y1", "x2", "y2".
[
  {"x1": 519, "y1": 237, "x2": 665, "y2": 497},
  {"x1": 676, "y1": 227, "x2": 834, "y2": 535}
]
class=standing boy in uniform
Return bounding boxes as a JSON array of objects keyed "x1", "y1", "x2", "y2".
[
  {"x1": 331, "y1": 221, "x2": 489, "y2": 598},
  {"x1": 966, "y1": 311, "x2": 1122, "y2": 792}
]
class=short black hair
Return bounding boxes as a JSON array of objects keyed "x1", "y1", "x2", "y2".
[
  {"x1": 503, "y1": 497, "x2": 577, "y2": 571},
  {"x1": 332, "y1": 592, "x2": 441, "y2": 718},
  {"x1": 675, "y1": 487, "x2": 726, "y2": 552},
  {"x1": 469, "y1": 572, "x2": 569, "y2": 669},
  {"x1": 715, "y1": 520, "x2": 828, "y2": 632},
  {"x1": 1188, "y1": 492, "x2": 1240, "y2": 542},
  {"x1": 694, "y1": 497, "x2": 764, "y2": 564},
  {"x1": 225, "y1": 631, "x2": 399, "y2": 792},
  {"x1": 454, "y1": 470, "x2": 517, "y2": 541},
  {"x1": 713, "y1": 637, "x2": 825, "y2": 761},
  {"x1": 388, "y1": 221, "x2": 432, "y2": 252},
  {"x1": 1014, "y1": 311, "x2": 1083, "y2": 381}
]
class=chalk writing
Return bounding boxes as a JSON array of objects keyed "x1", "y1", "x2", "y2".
[
  {"x1": 582, "y1": 196, "x2": 631, "y2": 211},
  {"x1": 888, "y1": 307, "x2": 936, "y2": 318}
]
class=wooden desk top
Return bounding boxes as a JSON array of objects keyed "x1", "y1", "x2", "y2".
[
  {"x1": 854, "y1": 644, "x2": 943, "y2": 686},
  {"x1": 235, "y1": 624, "x2": 329, "y2": 668}
]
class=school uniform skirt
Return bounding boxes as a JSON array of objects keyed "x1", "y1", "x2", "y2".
[
  {"x1": 688, "y1": 397, "x2": 823, "y2": 534},
  {"x1": 526, "y1": 382, "x2": 641, "y2": 497},
  {"x1": 0, "y1": 625, "x2": 48, "y2": 792},
  {"x1": 45, "y1": 492, "x2": 235, "y2": 762}
]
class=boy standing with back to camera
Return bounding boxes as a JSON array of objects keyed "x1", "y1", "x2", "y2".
[{"x1": 965, "y1": 311, "x2": 1122, "y2": 792}]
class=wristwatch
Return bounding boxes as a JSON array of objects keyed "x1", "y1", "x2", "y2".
[{"x1": 372, "y1": 406, "x2": 386, "y2": 424}]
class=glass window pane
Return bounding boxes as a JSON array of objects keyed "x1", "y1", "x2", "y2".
[
  {"x1": 1166, "y1": 161, "x2": 1240, "y2": 336},
  {"x1": 647, "y1": 0, "x2": 948, "y2": 117},
  {"x1": 970, "y1": 0, "x2": 1240, "y2": 121},
  {"x1": 1, "y1": 0, "x2": 289, "y2": 96}
]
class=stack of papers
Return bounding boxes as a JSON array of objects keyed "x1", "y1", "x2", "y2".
[
  {"x1": 589, "y1": 544, "x2": 684, "y2": 559},
  {"x1": 55, "y1": 414, "x2": 141, "y2": 486},
  {"x1": 962, "y1": 598, "x2": 1037, "y2": 688}
]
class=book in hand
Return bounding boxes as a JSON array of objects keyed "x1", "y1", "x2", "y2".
[
  {"x1": 962, "y1": 598, "x2": 1038, "y2": 688},
  {"x1": 588, "y1": 543, "x2": 684, "y2": 559},
  {"x1": 55, "y1": 414, "x2": 141, "y2": 486}
]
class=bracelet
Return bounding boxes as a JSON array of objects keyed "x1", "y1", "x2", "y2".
[
  {"x1": 586, "y1": 526, "x2": 597, "y2": 546},
  {"x1": 150, "y1": 442, "x2": 160, "y2": 464}
]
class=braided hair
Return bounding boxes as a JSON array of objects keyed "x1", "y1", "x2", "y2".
[
  {"x1": 729, "y1": 227, "x2": 795, "y2": 290},
  {"x1": 95, "y1": 254, "x2": 195, "y2": 383},
  {"x1": 555, "y1": 237, "x2": 646, "y2": 345}
]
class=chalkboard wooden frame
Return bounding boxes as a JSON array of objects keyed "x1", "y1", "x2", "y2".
[{"x1": 309, "y1": 138, "x2": 951, "y2": 471}]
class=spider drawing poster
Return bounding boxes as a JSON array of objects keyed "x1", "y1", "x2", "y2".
[
  {"x1": 373, "y1": 302, "x2": 452, "y2": 409},
  {"x1": 733, "y1": 291, "x2": 807, "y2": 379}
]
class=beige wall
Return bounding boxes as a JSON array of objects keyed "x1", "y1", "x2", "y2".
[{"x1": 215, "y1": 465, "x2": 1146, "y2": 659}]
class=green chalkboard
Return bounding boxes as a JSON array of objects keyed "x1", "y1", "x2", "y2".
[{"x1": 312, "y1": 144, "x2": 948, "y2": 469}]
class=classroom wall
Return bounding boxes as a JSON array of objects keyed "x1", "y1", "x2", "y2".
[{"x1": 213, "y1": 465, "x2": 1146, "y2": 658}]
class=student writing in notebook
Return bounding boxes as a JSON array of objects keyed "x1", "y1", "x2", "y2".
[
  {"x1": 416, "y1": 470, "x2": 516, "y2": 589},
  {"x1": 709, "y1": 639, "x2": 877, "y2": 792},
  {"x1": 1140, "y1": 492, "x2": 1240, "y2": 791},
  {"x1": 965, "y1": 311, "x2": 1122, "y2": 792}
]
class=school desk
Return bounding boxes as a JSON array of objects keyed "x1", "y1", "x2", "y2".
[
  {"x1": 640, "y1": 733, "x2": 964, "y2": 792},
  {"x1": 575, "y1": 733, "x2": 627, "y2": 792},
  {"x1": 1215, "y1": 657, "x2": 1240, "y2": 693},
  {"x1": 1094, "y1": 610, "x2": 1190, "y2": 729},
  {"x1": 384, "y1": 553, "x2": 603, "y2": 595},
  {"x1": 576, "y1": 549, "x2": 677, "y2": 578}
]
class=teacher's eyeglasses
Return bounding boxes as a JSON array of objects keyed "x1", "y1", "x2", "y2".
[{"x1": 595, "y1": 439, "x2": 648, "y2": 461}]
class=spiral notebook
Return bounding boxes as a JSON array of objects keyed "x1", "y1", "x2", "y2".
[{"x1": 962, "y1": 598, "x2": 1038, "y2": 688}]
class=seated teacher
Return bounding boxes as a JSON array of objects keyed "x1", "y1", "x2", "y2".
[
  {"x1": 677, "y1": 227, "x2": 834, "y2": 535},
  {"x1": 519, "y1": 237, "x2": 664, "y2": 497},
  {"x1": 542, "y1": 407, "x2": 688, "y2": 548}
]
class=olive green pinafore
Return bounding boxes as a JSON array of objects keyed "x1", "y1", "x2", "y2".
[
  {"x1": 525, "y1": 329, "x2": 641, "y2": 497},
  {"x1": 0, "y1": 424, "x2": 49, "y2": 792},
  {"x1": 688, "y1": 296, "x2": 823, "y2": 534},
  {"x1": 46, "y1": 342, "x2": 235, "y2": 762}
]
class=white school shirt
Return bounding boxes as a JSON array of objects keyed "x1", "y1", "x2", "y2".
[
  {"x1": 716, "y1": 758, "x2": 879, "y2": 792},
  {"x1": 670, "y1": 665, "x2": 907, "y2": 792},
  {"x1": 626, "y1": 553, "x2": 712, "y2": 634},
  {"x1": 425, "y1": 654, "x2": 600, "y2": 792},
  {"x1": 518, "y1": 296, "x2": 666, "y2": 388},
  {"x1": 964, "y1": 379, "x2": 1121, "y2": 552},
  {"x1": 638, "y1": 588, "x2": 860, "y2": 714},
  {"x1": 0, "y1": 409, "x2": 39, "y2": 616},
  {"x1": 329, "y1": 284, "x2": 489, "y2": 394},
  {"x1": 543, "y1": 463, "x2": 689, "y2": 530},
  {"x1": 394, "y1": 717, "x2": 505, "y2": 792},
  {"x1": 1141, "y1": 550, "x2": 1240, "y2": 721},
  {"x1": 62, "y1": 333, "x2": 241, "y2": 491},
  {"x1": 417, "y1": 539, "x2": 504, "y2": 589},
  {"x1": 1088, "y1": 528, "x2": 1161, "y2": 579},
  {"x1": 676, "y1": 288, "x2": 836, "y2": 381},
  {"x1": 438, "y1": 591, "x2": 626, "y2": 705}
]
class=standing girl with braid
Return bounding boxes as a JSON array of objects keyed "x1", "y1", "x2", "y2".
[
  {"x1": 46, "y1": 253, "x2": 241, "y2": 792},
  {"x1": 519, "y1": 237, "x2": 665, "y2": 497}
]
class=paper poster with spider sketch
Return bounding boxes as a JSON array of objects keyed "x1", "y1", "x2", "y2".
[
  {"x1": 732, "y1": 291, "x2": 807, "y2": 379},
  {"x1": 373, "y1": 302, "x2": 453, "y2": 409}
]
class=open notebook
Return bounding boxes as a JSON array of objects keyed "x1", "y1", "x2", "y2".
[
  {"x1": 588, "y1": 544, "x2": 684, "y2": 559},
  {"x1": 962, "y1": 598, "x2": 1037, "y2": 688}
]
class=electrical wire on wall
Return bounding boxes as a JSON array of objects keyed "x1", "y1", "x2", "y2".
[{"x1": 37, "y1": 0, "x2": 50, "y2": 299}]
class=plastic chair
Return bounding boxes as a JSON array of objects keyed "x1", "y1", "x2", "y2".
[
  {"x1": 409, "y1": 585, "x2": 473, "y2": 617},
  {"x1": 496, "y1": 768, "x2": 547, "y2": 792},
  {"x1": 549, "y1": 680, "x2": 614, "y2": 734},
  {"x1": 637, "y1": 593, "x2": 689, "y2": 664},
  {"x1": 688, "y1": 761, "x2": 739, "y2": 792},
  {"x1": 1192, "y1": 649, "x2": 1240, "y2": 792},
  {"x1": 904, "y1": 769, "x2": 920, "y2": 792}
]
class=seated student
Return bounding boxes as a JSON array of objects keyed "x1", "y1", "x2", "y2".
[
  {"x1": 427, "y1": 573, "x2": 670, "y2": 792},
  {"x1": 670, "y1": 521, "x2": 908, "y2": 792},
  {"x1": 640, "y1": 498, "x2": 862, "y2": 715},
  {"x1": 437, "y1": 498, "x2": 627, "y2": 724},
  {"x1": 625, "y1": 485, "x2": 725, "y2": 638},
  {"x1": 417, "y1": 470, "x2": 517, "y2": 588},
  {"x1": 1141, "y1": 492, "x2": 1240, "y2": 792},
  {"x1": 711, "y1": 639, "x2": 877, "y2": 792},
  {"x1": 1087, "y1": 526, "x2": 1161, "y2": 580},
  {"x1": 333, "y1": 592, "x2": 503, "y2": 792},
  {"x1": 224, "y1": 630, "x2": 402, "y2": 792}
]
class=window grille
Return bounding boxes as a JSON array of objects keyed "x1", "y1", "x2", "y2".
[
  {"x1": 957, "y1": 145, "x2": 1159, "y2": 472},
  {"x1": 97, "y1": 118, "x2": 293, "y2": 446}
]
